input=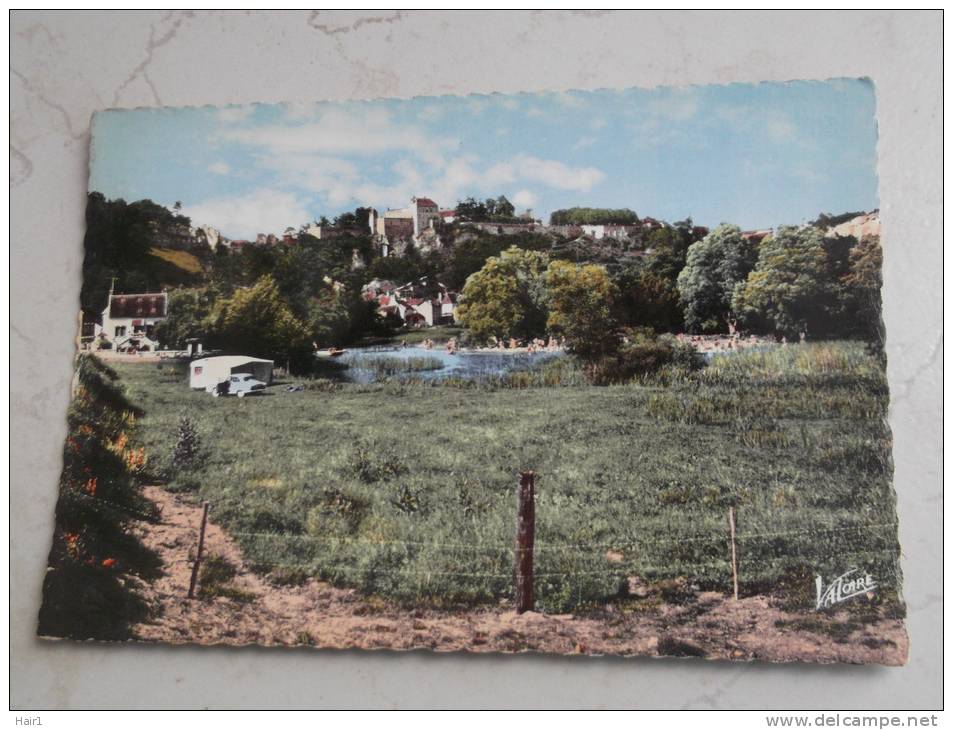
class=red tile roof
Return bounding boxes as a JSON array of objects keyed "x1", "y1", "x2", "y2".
[
  {"x1": 109, "y1": 294, "x2": 167, "y2": 319},
  {"x1": 414, "y1": 197, "x2": 437, "y2": 208}
]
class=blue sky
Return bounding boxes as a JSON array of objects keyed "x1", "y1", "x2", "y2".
[{"x1": 89, "y1": 79, "x2": 878, "y2": 239}]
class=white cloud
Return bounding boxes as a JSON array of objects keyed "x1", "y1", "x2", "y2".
[
  {"x1": 513, "y1": 189, "x2": 537, "y2": 209},
  {"x1": 281, "y1": 101, "x2": 319, "y2": 121},
  {"x1": 573, "y1": 135, "x2": 597, "y2": 150},
  {"x1": 553, "y1": 91, "x2": 585, "y2": 109},
  {"x1": 227, "y1": 146, "x2": 604, "y2": 215},
  {"x1": 209, "y1": 104, "x2": 606, "y2": 219},
  {"x1": 766, "y1": 114, "x2": 797, "y2": 142},
  {"x1": 224, "y1": 106, "x2": 458, "y2": 163},
  {"x1": 630, "y1": 88, "x2": 701, "y2": 148},
  {"x1": 713, "y1": 104, "x2": 748, "y2": 124},
  {"x1": 217, "y1": 106, "x2": 255, "y2": 124},
  {"x1": 416, "y1": 104, "x2": 445, "y2": 122},
  {"x1": 184, "y1": 189, "x2": 311, "y2": 240},
  {"x1": 647, "y1": 89, "x2": 699, "y2": 122},
  {"x1": 791, "y1": 160, "x2": 827, "y2": 183},
  {"x1": 466, "y1": 97, "x2": 490, "y2": 115},
  {"x1": 207, "y1": 162, "x2": 230, "y2": 175},
  {"x1": 481, "y1": 155, "x2": 603, "y2": 193},
  {"x1": 517, "y1": 155, "x2": 604, "y2": 191}
]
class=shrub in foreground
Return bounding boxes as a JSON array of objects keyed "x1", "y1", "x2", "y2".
[
  {"x1": 584, "y1": 331, "x2": 702, "y2": 385},
  {"x1": 38, "y1": 354, "x2": 157, "y2": 640}
]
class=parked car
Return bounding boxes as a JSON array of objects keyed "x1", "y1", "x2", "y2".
[{"x1": 206, "y1": 373, "x2": 268, "y2": 398}]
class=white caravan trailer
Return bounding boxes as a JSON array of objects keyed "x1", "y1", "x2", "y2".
[{"x1": 189, "y1": 355, "x2": 274, "y2": 390}]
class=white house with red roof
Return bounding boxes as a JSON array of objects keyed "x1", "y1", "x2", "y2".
[
  {"x1": 394, "y1": 287, "x2": 458, "y2": 327},
  {"x1": 99, "y1": 287, "x2": 169, "y2": 352},
  {"x1": 362, "y1": 276, "x2": 458, "y2": 327}
]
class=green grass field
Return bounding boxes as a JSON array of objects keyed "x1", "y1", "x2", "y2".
[{"x1": 117, "y1": 342, "x2": 901, "y2": 614}]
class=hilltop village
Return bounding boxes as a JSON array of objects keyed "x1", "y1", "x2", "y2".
[
  {"x1": 195, "y1": 195, "x2": 716, "y2": 257},
  {"x1": 78, "y1": 190, "x2": 881, "y2": 364}
]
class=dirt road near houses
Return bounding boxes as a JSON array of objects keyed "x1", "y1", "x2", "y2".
[{"x1": 127, "y1": 486, "x2": 907, "y2": 665}]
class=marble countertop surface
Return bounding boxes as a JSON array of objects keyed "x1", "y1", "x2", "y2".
[{"x1": 11, "y1": 10, "x2": 942, "y2": 710}]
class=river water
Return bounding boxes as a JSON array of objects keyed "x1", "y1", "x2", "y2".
[{"x1": 337, "y1": 345, "x2": 564, "y2": 383}]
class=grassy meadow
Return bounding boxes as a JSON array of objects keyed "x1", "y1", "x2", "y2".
[{"x1": 116, "y1": 341, "x2": 901, "y2": 614}]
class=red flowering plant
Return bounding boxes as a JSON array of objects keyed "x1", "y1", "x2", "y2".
[{"x1": 39, "y1": 354, "x2": 157, "y2": 640}]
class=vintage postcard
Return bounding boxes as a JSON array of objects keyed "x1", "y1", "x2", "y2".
[{"x1": 40, "y1": 80, "x2": 906, "y2": 664}]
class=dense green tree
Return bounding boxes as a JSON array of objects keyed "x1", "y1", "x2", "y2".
[
  {"x1": 732, "y1": 226, "x2": 836, "y2": 338},
  {"x1": 439, "y1": 230, "x2": 551, "y2": 291},
  {"x1": 81, "y1": 193, "x2": 199, "y2": 313},
  {"x1": 207, "y1": 275, "x2": 312, "y2": 368},
  {"x1": 456, "y1": 247, "x2": 549, "y2": 343},
  {"x1": 366, "y1": 247, "x2": 440, "y2": 290},
  {"x1": 546, "y1": 260, "x2": 620, "y2": 362},
  {"x1": 153, "y1": 288, "x2": 214, "y2": 350},
  {"x1": 454, "y1": 195, "x2": 522, "y2": 222},
  {"x1": 209, "y1": 244, "x2": 280, "y2": 297},
  {"x1": 549, "y1": 208, "x2": 639, "y2": 226},
  {"x1": 613, "y1": 262, "x2": 683, "y2": 333},
  {"x1": 842, "y1": 234, "x2": 884, "y2": 343},
  {"x1": 676, "y1": 224, "x2": 759, "y2": 333},
  {"x1": 307, "y1": 286, "x2": 392, "y2": 347},
  {"x1": 333, "y1": 211, "x2": 358, "y2": 228},
  {"x1": 815, "y1": 233, "x2": 857, "y2": 327},
  {"x1": 306, "y1": 290, "x2": 353, "y2": 347},
  {"x1": 331, "y1": 207, "x2": 373, "y2": 230},
  {"x1": 455, "y1": 197, "x2": 488, "y2": 221},
  {"x1": 643, "y1": 219, "x2": 700, "y2": 282},
  {"x1": 354, "y1": 207, "x2": 373, "y2": 230},
  {"x1": 494, "y1": 195, "x2": 515, "y2": 218}
]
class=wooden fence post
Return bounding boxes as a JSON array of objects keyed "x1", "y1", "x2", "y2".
[
  {"x1": 728, "y1": 505, "x2": 739, "y2": 601},
  {"x1": 515, "y1": 471, "x2": 536, "y2": 613},
  {"x1": 187, "y1": 501, "x2": 210, "y2": 599}
]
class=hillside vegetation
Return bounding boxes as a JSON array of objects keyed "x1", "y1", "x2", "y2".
[{"x1": 148, "y1": 246, "x2": 204, "y2": 275}]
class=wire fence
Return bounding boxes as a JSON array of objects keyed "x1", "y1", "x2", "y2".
[
  {"x1": 167, "y1": 548, "x2": 899, "y2": 579},
  {"x1": 225, "y1": 521, "x2": 899, "y2": 550},
  {"x1": 65, "y1": 485, "x2": 901, "y2": 607}
]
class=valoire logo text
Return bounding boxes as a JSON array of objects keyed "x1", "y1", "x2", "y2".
[{"x1": 815, "y1": 569, "x2": 877, "y2": 610}]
